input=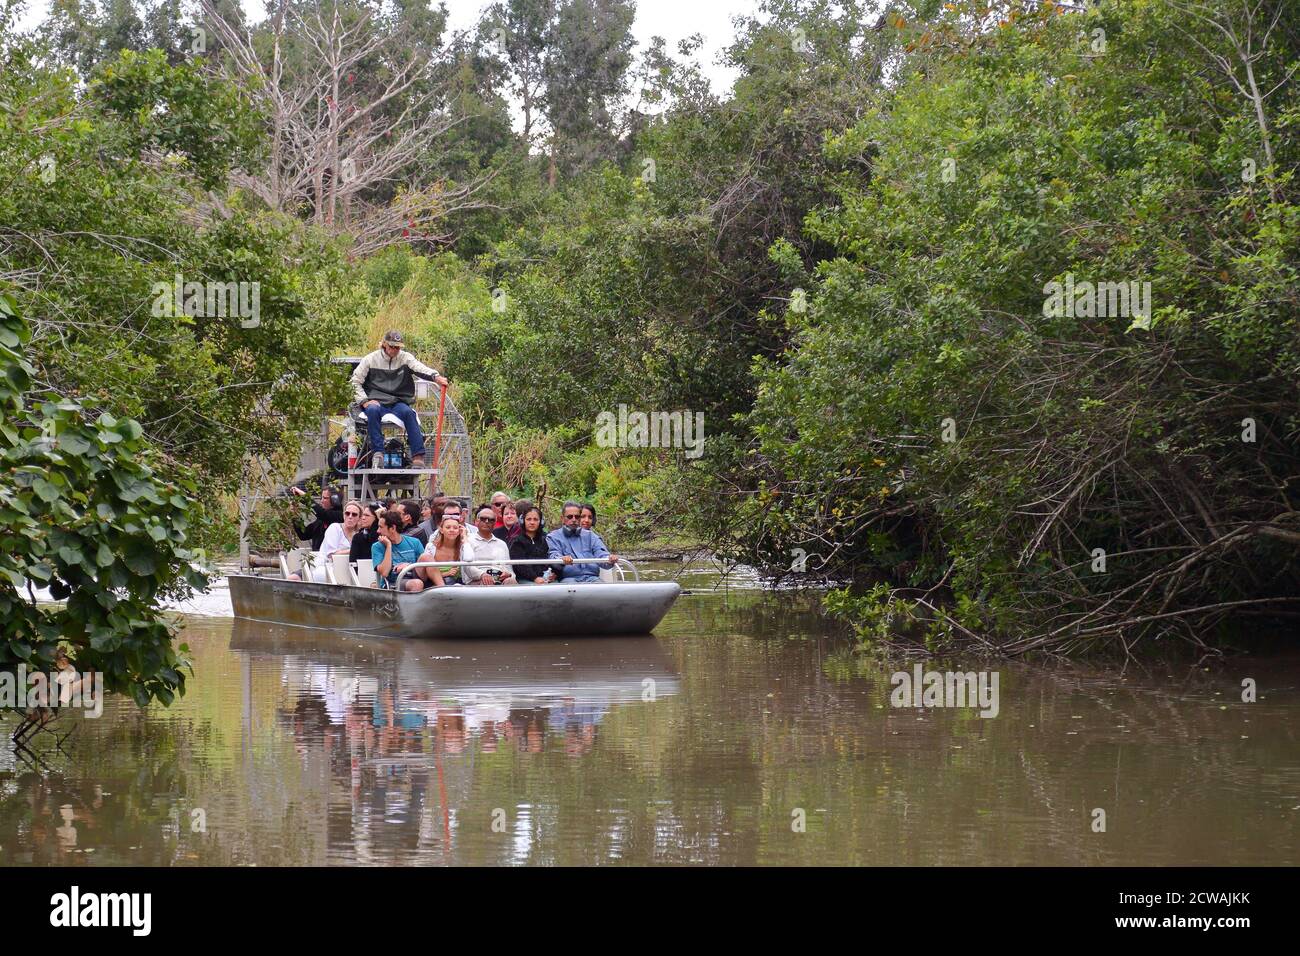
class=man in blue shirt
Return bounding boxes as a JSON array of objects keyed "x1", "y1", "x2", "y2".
[
  {"x1": 546, "y1": 500, "x2": 620, "y2": 583},
  {"x1": 372, "y1": 510, "x2": 426, "y2": 590}
]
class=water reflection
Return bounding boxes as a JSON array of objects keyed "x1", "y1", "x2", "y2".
[
  {"x1": 240, "y1": 622, "x2": 679, "y2": 748},
  {"x1": 1, "y1": 592, "x2": 1298, "y2": 866},
  {"x1": 231, "y1": 624, "x2": 682, "y2": 864}
]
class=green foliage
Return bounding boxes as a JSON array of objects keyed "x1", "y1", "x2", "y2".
[
  {"x1": 361, "y1": 249, "x2": 492, "y2": 352},
  {"x1": 359, "y1": 246, "x2": 423, "y2": 299},
  {"x1": 725, "y1": 0, "x2": 1300, "y2": 652},
  {"x1": 0, "y1": 39, "x2": 363, "y2": 547},
  {"x1": 0, "y1": 293, "x2": 205, "y2": 711},
  {"x1": 91, "y1": 46, "x2": 264, "y2": 188},
  {"x1": 367, "y1": 0, "x2": 915, "y2": 544}
]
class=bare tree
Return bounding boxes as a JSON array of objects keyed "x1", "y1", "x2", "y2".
[
  {"x1": 200, "y1": 0, "x2": 495, "y2": 254},
  {"x1": 1168, "y1": 0, "x2": 1298, "y2": 202}
]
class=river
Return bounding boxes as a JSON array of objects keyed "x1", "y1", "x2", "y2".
[{"x1": 1, "y1": 564, "x2": 1297, "y2": 865}]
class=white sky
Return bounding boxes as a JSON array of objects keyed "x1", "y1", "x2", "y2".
[{"x1": 14, "y1": 0, "x2": 754, "y2": 98}]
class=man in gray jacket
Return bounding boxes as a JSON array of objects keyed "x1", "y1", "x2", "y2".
[{"x1": 351, "y1": 330, "x2": 448, "y2": 468}]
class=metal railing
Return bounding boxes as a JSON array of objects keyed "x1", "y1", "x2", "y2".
[{"x1": 393, "y1": 557, "x2": 638, "y2": 590}]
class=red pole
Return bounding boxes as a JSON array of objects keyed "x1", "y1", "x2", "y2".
[{"x1": 431, "y1": 382, "x2": 447, "y2": 487}]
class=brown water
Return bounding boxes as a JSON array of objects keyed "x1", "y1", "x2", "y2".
[{"x1": 1, "y1": 585, "x2": 1298, "y2": 866}]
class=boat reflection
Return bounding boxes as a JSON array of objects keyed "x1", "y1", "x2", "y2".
[
  {"x1": 227, "y1": 620, "x2": 683, "y2": 862},
  {"x1": 232, "y1": 619, "x2": 681, "y2": 752}
]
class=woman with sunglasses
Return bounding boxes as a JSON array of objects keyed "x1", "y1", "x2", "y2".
[
  {"x1": 319, "y1": 502, "x2": 366, "y2": 561},
  {"x1": 348, "y1": 503, "x2": 382, "y2": 562},
  {"x1": 297, "y1": 499, "x2": 364, "y2": 581}
]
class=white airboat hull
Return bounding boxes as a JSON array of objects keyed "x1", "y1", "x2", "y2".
[{"x1": 228, "y1": 574, "x2": 682, "y2": 639}]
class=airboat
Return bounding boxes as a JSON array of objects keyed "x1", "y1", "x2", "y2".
[{"x1": 227, "y1": 357, "x2": 681, "y2": 639}]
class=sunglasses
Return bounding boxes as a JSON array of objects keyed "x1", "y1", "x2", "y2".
[
  {"x1": 344, "y1": 511, "x2": 360, "y2": 517},
  {"x1": 476, "y1": 515, "x2": 495, "y2": 522},
  {"x1": 563, "y1": 513, "x2": 581, "y2": 520}
]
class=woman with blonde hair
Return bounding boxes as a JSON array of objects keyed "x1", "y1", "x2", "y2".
[{"x1": 422, "y1": 513, "x2": 468, "y2": 587}]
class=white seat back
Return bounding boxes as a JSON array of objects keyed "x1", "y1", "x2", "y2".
[
  {"x1": 354, "y1": 558, "x2": 377, "y2": 588},
  {"x1": 330, "y1": 552, "x2": 354, "y2": 586},
  {"x1": 280, "y1": 548, "x2": 318, "y2": 580},
  {"x1": 280, "y1": 548, "x2": 306, "y2": 579}
]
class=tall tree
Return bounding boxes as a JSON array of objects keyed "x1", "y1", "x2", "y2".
[
  {"x1": 42, "y1": 0, "x2": 194, "y2": 71},
  {"x1": 479, "y1": 0, "x2": 554, "y2": 147},
  {"x1": 542, "y1": 0, "x2": 635, "y2": 179},
  {"x1": 202, "y1": 0, "x2": 496, "y2": 254},
  {"x1": 477, "y1": 0, "x2": 635, "y2": 181}
]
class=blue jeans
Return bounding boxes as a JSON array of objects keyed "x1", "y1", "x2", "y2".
[{"x1": 364, "y1": 401, "x2": 425, "y2": 459}]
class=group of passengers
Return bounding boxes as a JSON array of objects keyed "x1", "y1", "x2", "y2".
[
  {"x1": 306, "y1": 489, "x2": 614, "y2": 591},
  {"x1": 294, "y1": 332, "x2": 617, "y2": 590}
]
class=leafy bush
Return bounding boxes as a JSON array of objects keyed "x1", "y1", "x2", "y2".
[
  {"x1": 0, "y1": 295, "x2": 206, "y2": 711},
  {"x1": 0, "y1": 41, "x2": 362, "y2": 545},
  {"x1": 723, "y1": 0, "x2": 1300, "y2": 654}
]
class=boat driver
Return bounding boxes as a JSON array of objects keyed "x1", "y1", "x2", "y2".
[{"x1": 350, "y1": 330, "x2": 449, "y2": 469}]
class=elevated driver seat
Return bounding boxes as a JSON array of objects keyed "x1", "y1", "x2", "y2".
[{"x1": 356, "y1": 407, "x2": 407, "y2": 431}]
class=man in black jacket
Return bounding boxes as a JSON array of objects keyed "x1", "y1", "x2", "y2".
[{"x1": 291, "y1": 484, "x2": 343, "y2": 550}]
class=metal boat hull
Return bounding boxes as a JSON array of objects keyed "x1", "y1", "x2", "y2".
[{"x1": 227, "y1": 574, "x2": 682, "y2": 639}]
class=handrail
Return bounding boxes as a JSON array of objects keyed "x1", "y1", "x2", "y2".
[
  {"x1": 432, "y1": 381, "x2": 447, "y2": 477},
  {"x1": 393, "y1": 557, "x2": 639, "y2": 590}
]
